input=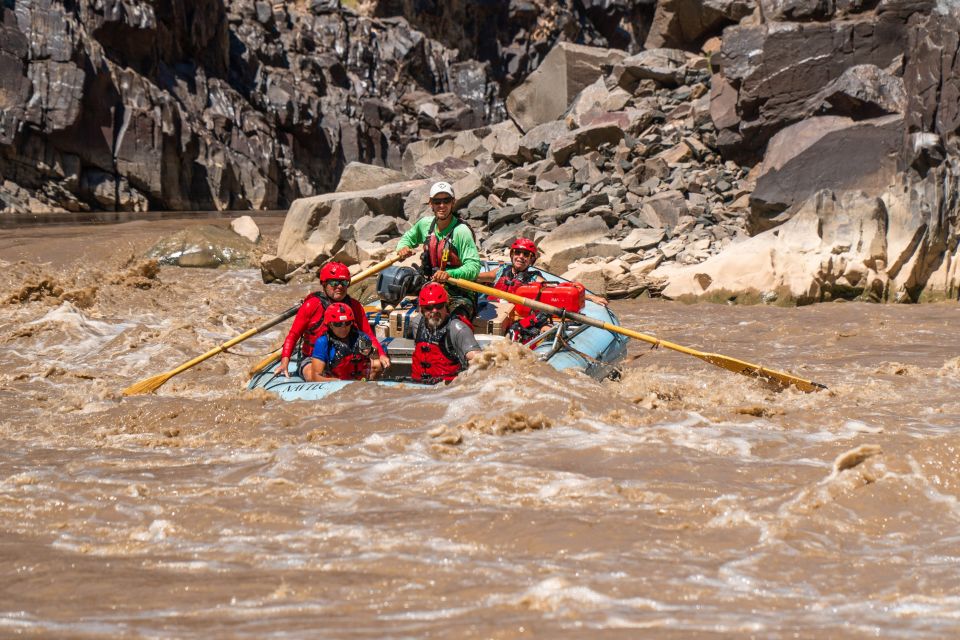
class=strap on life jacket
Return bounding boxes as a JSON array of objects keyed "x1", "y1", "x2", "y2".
[
  {"x1": 305, "y1": 291, "x2": 333, "y2": 335},
  {"x1": 493, "y1": 265, "x2": 540, "y2": 294},
  {"x1": 421, "y1": 216, "x2": 475, "y2": 275}
]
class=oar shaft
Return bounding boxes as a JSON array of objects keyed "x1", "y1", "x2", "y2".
[
  {"x1": 352, "y1": 254, "x2": 402, "y2": 283},
  {"x1": 449, "y1": 277, "x2": 824, "y2": 392},
  {"x1": 164, "y1": 305, "x2": 301, "y2": 377}
]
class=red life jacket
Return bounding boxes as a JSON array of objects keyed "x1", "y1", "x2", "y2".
[
  {"x1": 492, "y1": 265, "x2": 541, "y2": 294},
  {"x1": 411, "y1": 318, "x2": 463, "y2": 383},
  {"x1": 323, "y1": 331, "x2": 371, "y2": 381},
  {"x1": 421, "y1": 217, "x2": 473, "y2": 275},
  {"x1": 297, "y1": 292, "x2": 334, "y2": 357}
]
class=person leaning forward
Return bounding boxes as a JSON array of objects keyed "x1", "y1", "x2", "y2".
[
  {"x1": 396, "y1": 181, "x2": 481, "y2": 328},
  {"x1": 276, "y1": 261, "x2": 390, "y2": 379},
  {"x1": 408, "y1": 282, "x2": 480, "y2": 384}
]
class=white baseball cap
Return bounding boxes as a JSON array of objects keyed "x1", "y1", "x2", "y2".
[{"x1": 429, "y1": 181, "x2": 455, "y2": 199}]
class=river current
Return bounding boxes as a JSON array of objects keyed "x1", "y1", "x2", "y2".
[{"x1": 1, "y1": 217, "x2": 959, "y2": 638}]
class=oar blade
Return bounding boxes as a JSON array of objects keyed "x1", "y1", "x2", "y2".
[
  {"x1": 697, "y1": 352, "x2": 826, "y2": 393},
  {"x1": 121, "y1": 371, "x2": 174, "y2": 396}
]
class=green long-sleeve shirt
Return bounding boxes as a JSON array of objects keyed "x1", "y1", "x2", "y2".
[{"x1": 397, "y1": 216, "x2": 481, "y2": 281}]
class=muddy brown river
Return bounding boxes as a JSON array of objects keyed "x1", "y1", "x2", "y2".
[{"x1": 1, "y1": 217, "x2": 959, "y2": 638}]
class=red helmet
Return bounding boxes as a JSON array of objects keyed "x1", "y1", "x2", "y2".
[
  {"x1": 323, "y1": 302, "x2": 355, "y2": 324},
  {"x1": 510, "y1": 237, "x2": 538, "y2": 257},
  {"x1": 318, "y1": 262, "x2": 350, "y2": 282},
  {"x1": 418, "y1": 282, "x2": 449, "y2": 306}
]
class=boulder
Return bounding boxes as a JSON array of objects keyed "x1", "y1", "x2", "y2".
[
  {"x1": 641, "y1": 191, "x2": 689, "y2": 229},
  {"x1": 810, "y1": 64, "x2": 907, "y2": 119},
  {"x1": 506, "y1": 42, "x2": 627, "y2": 133},
  {"x1": 230, "y1": 215, "x2": 261, "y2": 244},
  {"x1": 401, "y1": 129, "x2": 486, "y2": 178},
  {"x1": 146, "y1": 225, "x2": 258, "y2": 269},
  {"x1": 657, "y1": 190, "x2": 889, "y2": 304},
  {"x1": 750, "y1": 115, "x2": 902, "y2": 231},
  {"x1": 259, "y1": 254, "x2": 297, "y2": 284},
  {"x1": 519, "y1": 121, "x2": 573, "y2": 161},
  {"x1": 715, "y1": 19, "x2": 909, "y2": 160},
  {"x1": 336, "y1": 162, "x2": 409, "y2": 192},
  {"x1": 613, "y1": 48, "x2": 693, "y2": 90},
  {"x1": 482, "y1": 120, "x2": 525, "y2": 164},
  {"x1": 538, "y1": 216, "x2": 619, "y2": 272},
  {"x1": 549, "y1": 122, "x2": 626, "y2": 165},
  {"x1": 645, "y1": 0, "x2": 751, "y2": 49},
  {"x1": 277, "y1": 179, "x2": 428, "y2": 265},
  {"x1": 620, "y1": 228, "x2": 667, "y2": 252},
  {"x1": 561, "y1": 261, "x2": 608, "y2": 296}
]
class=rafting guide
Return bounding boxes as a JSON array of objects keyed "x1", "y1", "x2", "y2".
[{"x1": 396, "y1": 181, "x2": 481, "y2": 328}]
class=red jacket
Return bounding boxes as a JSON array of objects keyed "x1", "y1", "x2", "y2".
[{"x1": 281, "y1": 294, "x2": 386, "y2": 360}]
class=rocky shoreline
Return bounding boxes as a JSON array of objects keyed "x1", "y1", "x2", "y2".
[{"x1": 2, "y1": 0, "x2": 959, "y2": 303}]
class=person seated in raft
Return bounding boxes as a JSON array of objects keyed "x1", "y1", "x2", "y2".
[
  {"x1": 395, "y1": 181, "x2": 481, "y2": 328},
  {"x1": 476, "y1": 237, "x2": 608, "y2": 342},
  {"x1": 276, "y1": 261, "x2": 389, "y2": 379},
  {"x1": 477, "y1": 237, "x2": 609, "y2": 306},
  {"x1": 307, "y1": 303, "x2": 378, "y2": 382},
  {"x1": 477, "y1": 237, "x2": 547, "y2": 292},
  {"x1": 408, "y1": 282, "x2": 481, "y2": 384}
]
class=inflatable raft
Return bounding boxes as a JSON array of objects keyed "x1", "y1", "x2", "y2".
[{"x1": 247, "y1": 264, "x2": 629, "y2": 401}]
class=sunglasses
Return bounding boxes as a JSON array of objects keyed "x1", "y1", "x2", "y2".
[
  {"x1": 329, "y1": 321, "x2": 352, "y2": 328},
  {"x1": 430, "y1": 198, "x2": 453, "y2": 205},
  {"x1": 324, "y1": 279, "x2": 349, "y2": 288},
  {"x1": 511, "y1": 249, "x2": 535, "y2": 258},
  {"x1": 421, "y1": 303, "x2": 445, "y2": 312}
]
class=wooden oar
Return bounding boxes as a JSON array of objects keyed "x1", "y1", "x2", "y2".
[
  {"x1": 449, "y1": 277, "x2": 826, "y2": 393},
  {"x1": 122, "y1": 305, "x2": 301, "y2": 396},
  {"x1": 124, "y1": 254, "x2": 404, "y2": 396}
]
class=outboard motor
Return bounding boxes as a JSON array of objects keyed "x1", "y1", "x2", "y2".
[{"x1": 376, "y1": 266, "x2": 426, "y2": 307}]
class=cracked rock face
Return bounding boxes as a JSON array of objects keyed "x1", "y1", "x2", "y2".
[{"x1": 0, "y1": 0, "x2": 503, "y2": 213}]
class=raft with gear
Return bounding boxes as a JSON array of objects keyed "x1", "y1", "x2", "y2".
[{"x1": 247, "y1": 261, "x2": 629, "y2": 401}]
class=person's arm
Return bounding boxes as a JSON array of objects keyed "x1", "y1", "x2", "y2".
[
  {"x1": 396, "y1": 217, "x2": 431, "y2": 252},
  {"x1": 277, "y1": 298, "x2": 317, "y2": 376},
  {"x1": 406, "y1": 315, "x2": 421, "y2": 340},
  {"x1": 448, "y1": 319, "x2": 481, "y2": 365},
  {"x1": 443, "y1": 226, "x2": 481, "y2": 281},
  {"x1": 305, "y1": 335, "x2": 330, "y2": 382},
  {"x1": 349, "y1": 299, "x2": 388, "y2": 360},
  {"x1": 476, "y1": 268, "x2": 498, "y2": 284}
]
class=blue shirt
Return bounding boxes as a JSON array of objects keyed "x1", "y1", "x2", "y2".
[{"x1": 311, "y1": 333, "x2": 360, "y2": 364}]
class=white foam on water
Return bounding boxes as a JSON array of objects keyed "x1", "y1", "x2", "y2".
[
  {"x1": 536, "y1": 474, "x2": 618, "y2": 502},
  {"x1": 501, "y1": 576, "x2": 674, "y2": 614},
  {"x1": 130, "y1": 519, "x2": 175, "y2": 542},
  {"x1": 28, "y1": 302, "x2": 133, "y2": 361}
]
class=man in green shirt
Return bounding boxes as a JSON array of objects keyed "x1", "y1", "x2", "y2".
[{"x1": 396, "y1": 181, "x2": 481, "y2": 327}]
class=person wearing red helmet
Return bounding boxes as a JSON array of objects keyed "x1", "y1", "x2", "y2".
[
  {"x1": 478, "y1": 237, "x2": 609, "y2": 342},
  {"x1": 276, "y1": 261, "x2": 389, "y2": 380},
  {"x1": 478, "y1": 237, "x2": 547, "y2": 294},
  {"x1": 395, "y1": 181, "x2": 481, "y2": 327},
  {"x1": 307, "y1": 302, "x2": 376, "y2": 381},
  {"x1": 409, "y1": 282, "x2": 481, "y2": 384}
]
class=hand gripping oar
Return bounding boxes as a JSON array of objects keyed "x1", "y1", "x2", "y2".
[
  {"x1": 124, "y1": 254, "x2": 404, "y2": 396},
  {"x1": 449, "y1": 277, "x2": 826, "y2": 393}
]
